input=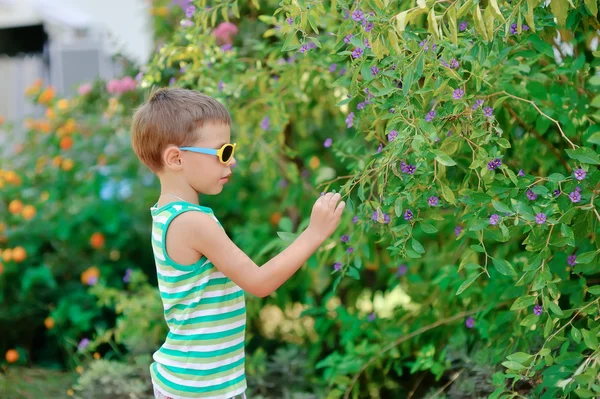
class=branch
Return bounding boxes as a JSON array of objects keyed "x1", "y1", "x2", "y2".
[
  {"x1": 504, "y1": 104, "x2": 571, "y2": 172},
  {"x1": 498, "y1": 91, "x2": 578, "y2": 150}
]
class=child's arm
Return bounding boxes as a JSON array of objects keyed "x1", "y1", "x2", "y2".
[{"x1": 175, "y1": 192, "x2": 345, "y2": 297}]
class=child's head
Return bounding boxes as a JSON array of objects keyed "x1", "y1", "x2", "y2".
[{"x1": 131, "y1": 87, "x2": 235, "y2": 195}]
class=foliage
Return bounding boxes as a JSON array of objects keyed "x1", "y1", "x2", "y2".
[{"x1": 1, "y1": 0, "x2": 599, "y2": 398}]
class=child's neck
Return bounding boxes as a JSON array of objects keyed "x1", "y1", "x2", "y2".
[{"x1": 158, "y1": 180, "x2": 200, "y2": 206}]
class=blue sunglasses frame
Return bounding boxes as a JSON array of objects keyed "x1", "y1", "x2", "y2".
[{"x1": 179, "y1": 143, "x2": 236, "y2": 164}]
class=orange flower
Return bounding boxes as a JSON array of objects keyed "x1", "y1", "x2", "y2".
[
  {"x1": 52, "y1": 156, "x2": 62, "y2": 167},
  {"x1": 22, "y1": 205, "x2": 36, "y2": 220},
  {"x1": 0, "y1": 115, "x2": 4, "y2": 125},
  {"x1": 38, "y1": 87, "x2": 55, "y2": 104},
  {"x1": 25, "y1": 79, "x2": 43, "y2": 96},
  {"x1": 44, "y1": 317, "x2": 55, "y2": 329},
  {"x1": 62, "y1": 159, "x2": 74, "y2": 171},
  {"x1": 309, "y1": 156, "x2": 320, "y2": 169},
  {"x1": 90, "y1": 232, "x2": 105, "y2": 249},
  {"x1": 38, "y1": 120, "x2": 51, "y2": 133},
  {"x1": 81, "y1": 266, "x2": 100, "y2": 285},
  {"x1": 57, "y1": 99, "x2": 69, "y2": 110},
  {"x1": 12, "y1": 246, "x2": 26, "y2": 263},
  {"x1": 5, "y1": 349, "x2": 19, "y2": 363},
  {"x1": 269, "y1": 212, "x2": 282, "y2": 226},
  {"x1": 93, "y1": 352, "x2": 101, "y2": 360},
  {"x1": 60, "y1": 136, "x2": 73, "y2": 151},
  {"x1": 45, "y1": 108, "x2": 55, "y2": 120},
  {"x1": 8, "y1": 199, "x2": 23, "y2": 215},
  {"x1": 1, "y1": 249, "x2": 11, "y2": 263}
]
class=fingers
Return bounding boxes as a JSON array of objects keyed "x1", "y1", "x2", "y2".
[{"x1": 335, "y1": 200, "x2": 346, "y2": 216}]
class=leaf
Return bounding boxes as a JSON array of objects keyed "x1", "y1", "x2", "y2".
[
  {"x1": 433, "y1": 150, "x2": 457, "y2": 166},
  {"x1": 483, "y1": 6, "x2": 495, "y2": 40},
  {"x1": 441, "y1": 183, "x2": 456, "y2": 204},
  {"x1": 456, "y1": 273, "x2": 481, "y2": 295},
  {"x1": 571, "y1": 326, "x2": 582, "y2": 343},
  {"x1": 489, "y1": 0, "x2": 506, "y2": 21},
  {"x1": 510, "y1": 295, "x2": 537, "y2": 310},
  {"x1": 448, "y1": 4, "x2": 458, "y2": 45},
  {"x1": 566, "y1": 147, "x2": 600, "y2": 165},
  {"x1": 547, "y1": 173, "x2": 566, "y2": 182},
  {"x1": 307, "y1": 14, "x2": 319, "y2": 34},
  {"x1": 587, "y1": 285, "x2": 600, "y2": 295},
  {"x1": 493, "y1": 258, "x2": 517, "y2": 276},
  {"x1": 427, "y1": 8, "x2": 440, "y2": 40},
  {"x1": 420, "y1": 222, "x2": 438, "y2": 234},
  {"x1": 550, "y1": 0, "x2": 569, "y2": 26},
  {"x1": 507, "y1": 352, "x2": 533, "y2": 363},
  {"x1": 277, "y1": 232, "x2": 298, "y2": 242},
  {"x1": 411, "y1": 238, "x2": 425, "y2": 254},
  {"x1": 577, "y1": 251, "x2": 598, "y2": 264},
  {"x1": 525, "y1": 0, "x2": 538, "y2": 31},
  {"x1": 396, "y1": 11, "x2": 408, "y2": 32},
  {"x1": 492, "y1": 200, "x2": 513, "y2": 214},
  {"x1": 585, "y1": 0, "x2": 598, "y2": 17},
  {"x1": 520, "y1": 314, "x2": 538, "y2": 327},
  {"x1": 581, "y1": 329, "x2": 599, "y2": 350},
  {"x1": 547, "y1": 301, "x2": 564, "y2": 316},
  {"x1": 574, "y1": 389, "x2": 596, "y2": 398},
  {"x1": 501, "y1": 361, "x2": 526, "y2": 371},
  {"x1": 346, "y1": 267, "x2": 360, "y2": 280},
  {"x1": 473, "y1": 6, "x2": 488, "y2": 41}
]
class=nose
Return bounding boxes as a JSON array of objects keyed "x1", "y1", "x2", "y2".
[{"x1": 229, "y1": 156, "x2": 237, "y2": 168}]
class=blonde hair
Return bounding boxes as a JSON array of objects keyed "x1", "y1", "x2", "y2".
[{"x1": 131, "y1": 87, "x2": 231, "y2": 172}]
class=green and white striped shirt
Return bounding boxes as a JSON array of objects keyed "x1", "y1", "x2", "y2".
[{"x1": 149, "y1": 202, "x2": 247, "y2": 399}]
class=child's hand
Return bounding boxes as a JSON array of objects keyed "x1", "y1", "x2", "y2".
[{"x1": 307, "y1": 192, "x2": 345, "y2": 242}]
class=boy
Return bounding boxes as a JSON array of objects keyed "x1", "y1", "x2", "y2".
[{"x1": 130, "y1": 88, "x2": 345, "y2": 399}]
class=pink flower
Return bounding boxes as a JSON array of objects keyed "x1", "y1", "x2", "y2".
[
  {"x1": 106, "y1": 79, "x2": 122, "y2": 95},
  {"x1": 213, "y1": 22, "x2": 239, "y2": 45},
  {"x1": 78, "y1": 83, "x2": 92, "y2": 96},
  {"x1": 106, "y1": 77, "x2": 137, "y2": 95}
]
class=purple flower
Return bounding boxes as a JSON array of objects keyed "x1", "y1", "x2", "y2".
[
  {"x1": 287, "y1": 17, "x2": 294, "y2": 25},
  {"x1": 357, "y1": 101, "x2": 367, "y2": 110},
  {"x1": 341, "y1": 235, "x2": 349, "y2": 243},
  {"x1": 260, "y1": 116, "x2": 270, "y2": 131},
  {"x1": 218, "y1": 80, "x2": 224, "y2": 91},
  {"x1": 535, "y1": 213, "x2": 547, "y2": 224},
  {"x1": 575, "y1": 185, "x2": 582, "y2": 192},
  {"x1": 123, "y1": 268, "x2": 133, "y2": 283},
  {"x1": 364, "y1": 22, "x2": 374, "y2": 32},
  {"x1": 172, "y1": 0, "x2": 192, "y2": 11},
  {"x1": 352, "y1": 216, "x2": 359, "y2": 224},
  {"x1": 352, "y1": 47, "x2": 364, "y2": 59},
  {"x1": 388, "y1": 130, "x2": 398, "y2": 142},
  {"x1": 553, "y1": 189, "x2": 561, "y2": 197},
  {"x1": 526, "y1": 189, "x2": 538, "y2": 201},
  {"x1": 487, "y1": 158, "x2": 502, "y2": 171},
  {"x1": 472, "y1": 99, "x2": 484, "y2": 110},
  {"x1": 455, "y1": 225, "x2": 463, "y2": 236},
  {"x1": 344, "y1": 34, "x2": 353, "y2": 44},
  {"x1": 299, "y1": 44, "x2": 310, "y2": 53},
  {"x1": 78, "y1": 338, "x2": 91, "y2": 351},
  {"x1": 329, "y1": 64, "x2": 337, "y2": 73},
  {"x1": 401, "y1": 162, "x2": 416, "y2": 175},
  {"x1": 339, "y1": 67, "x2": 347, "y2": 75},
  {"x1": 221, "y1": 43, "x2": 233, "y2": 52},
  {"x1": 364, "y1": 38, "x2": 371, "y2": 48},
  {"x1": 371, "y1": 66, "x2": 380, "y2": 76},
  {"x1": 518, "y1": 169, "x2": 525, "y2": 177},
  {"x1": 425, "y1": 110, "x2": 436, "y2": 122},
  {"x1": 334, "y1": 262, "x2": 342, "y2": 271},
  {"x1": 574, "y1": 168, "x2": 586, "y2": 181},
  {"x1": 278, "y1": 179, "x2": 288, "y2": 188},
  {"x1": 185, "y1": 5, "x2": 196, "y2": 18},
  {"x1": 465, "y1": 317, "x2": 475, "y2": 328},
  {"x1": 324, "y1": 138, "x2": 333, "y2": 148},
  {"x1": 352, "y1": 10, "x2": 365, "y2": 21},
  {"x1": 307, "y1": 42, "x2": 317, "y2": 50},
  {"x1": 87, "y1": 276, "x2": 98, "y2": 286},
  {"x1": 383, "y1": 213, "x2": 391, "y2": 224},
  {"x1": 346, "y1": 112, "x2": 355, "y2": 128},
  {"x1": 428, "y1": 196, "x2": 439, "y2": 207},
  {"x1": 450, "y1": 59, "x2": 459, "y2": 69},
  {"x1": 181, "y1": 19, "x2": 194, "y2": 27},
  {"x1": 367, "y1": 312, "x2": 376, "y2": 322},
  {"x1": 567, "y1": 254, "x2": 577, "y2": 267},
  {"x1": 569, "y1": 191, "x2": 581, "y2": 203},
  {"x1": 389, "y1": 108, "x2": 395, "y2": 114},
  {"x1": 510, "y1": 23, "x2": 518, "y2": 35},
  {"x1": 484, "y1": 107, "x2": 494, "y2": 117},
  {"x1": 459, "y1": 21, "x2": 468, "y2": 31},
  {"x1": 347, "y1": 247, "x2": 354, "y2": 254},
  {"x1": 404, "y1": 209, "x2": 413, "y2": 221},
  {"x1": 169, "y1": 77, "x2": 176, "y2": 85},
  {"x1": 533, "y1": 305, "x2": 543, "y2": 316},
  {"x1": 490, "y1": 214, "x2": 500, "y2": 225},
  {"x1": 372, "y1": 211, "x2": 379, "y2": 221},
  {"x1": 453, "y1": 88, "x2": 465, "y2": 100},
  {"x1": 397, "y1": 264, "x2": 408, "y2": 276},
  {"x1": 440, "y1": 60, "x2": 449, "y2": 68},
  {"x1": 377, "y1": 143, "x2": 383, "y2": 153}
]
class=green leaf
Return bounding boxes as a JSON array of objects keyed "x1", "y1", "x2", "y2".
[
  {"x1": 420, "y1": 222, "x2": 438, "y2": 234},
  {"x1": 571, "y1": 326, "x2": 582, "y2": 343},
  {"x1": 592, "y1": 94, "x2": 600, "y2": 108},
  {"x1": 581, "y1": 329, "x2": 599, "y2": 350},
  {"x1": 433, "y1": 150, "x2": 457, "y2": 166},
  {"x1": 473, "y1": 6, "x2": 488, "y2": 41},
  {"x1": 587, "y1": 131, "x2": 600, "y2": 145},
  {"x1": 576, "y1": 251, "x2": 597, "y2": 264},
  {"x1": 492, "y1": 200, "x2": 513, "y2": 214},
  {"x1": 346, "y1": 267, "x2": 360, "y2": 280},
  {"x1": 507, "y1": 352, "x2": 533, "y2": 364},
  {"x1": 565, "y1": 147, "x2": 600, "y2": 165},
  {"x1": 547, "y1": 301, "x2": 564, "y2": 316},
  {"x1": 411, "y1": 238, "x2": 425, "y2": 254},
  {"x1": 510, "y1": 295, "x2": 537, "y2": 310},
  {"x1": 307, "y1": 14, "x2": 319, "y2": 34},
  {"x1": 456, "y1": 273, "x2": 481, "y2": 295},
  {"x1": 547, "y1": 173, "x2": 566, "y2": 182},
  {"x1": 493, "y1": 258, "x2": 517, "y2": 276},
  {"x1": 441, "y1": 183, "x2": 456, "y2": 204},
  {"x1": 501, "y1": 361, "x2": 526, "y2": 371},
  {"x1": 574, "y1": 389, "x2": 596, "y2": 398},
  {"x1": 520, "y1": 314, "x2": 539, "y2": 327},
  {"x1": 277, "y1": 232, "x2": 298, "y2": 242},
  {"x1": 587, "y1": 285, "x2": 600, "y2": 295},
  {"x1": 550, "y1": 0, "x2": 568, "y2": 26}
]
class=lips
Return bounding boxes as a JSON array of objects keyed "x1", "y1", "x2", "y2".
[{"x1": 220, "y1": 173, "x2": 232, "y2": 180}]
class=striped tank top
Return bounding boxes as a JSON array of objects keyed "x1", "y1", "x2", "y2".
[{"x1": 149, "y1": 201, "x2": 247, "y2": 399}]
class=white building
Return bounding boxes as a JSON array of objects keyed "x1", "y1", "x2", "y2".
[{"x1": 0, "y1": 0, "x2": 153, "y2": 122}]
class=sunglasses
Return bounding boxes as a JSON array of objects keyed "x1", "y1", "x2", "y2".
[{"x1": 179, "y1": 143, "x2": 236, "y2": 164}]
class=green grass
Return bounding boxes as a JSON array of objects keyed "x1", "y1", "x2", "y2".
[{"x1": 0, "y1": 367, "x2": 77, "y2": 399}]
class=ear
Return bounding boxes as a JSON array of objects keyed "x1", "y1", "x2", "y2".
[{"x1": 162, "y1": 145, "x2": 183, "y2": 171}]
